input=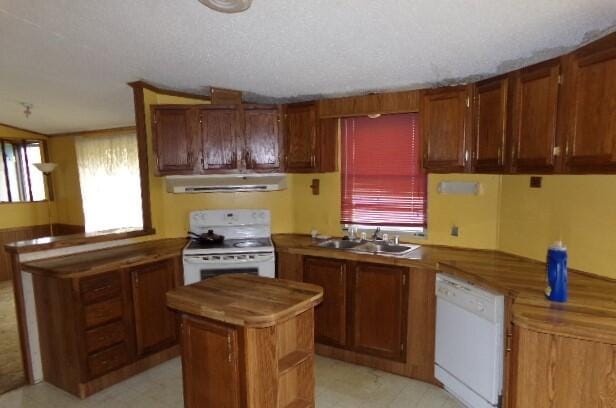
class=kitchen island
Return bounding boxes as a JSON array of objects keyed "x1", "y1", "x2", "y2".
[{"x1": 166, "y1": 273, "x2": 323, "y2": 408}]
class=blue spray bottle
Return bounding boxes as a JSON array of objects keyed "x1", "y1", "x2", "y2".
[{"x1": 545, "y1": 241, "x2": 568, "y2": 302}]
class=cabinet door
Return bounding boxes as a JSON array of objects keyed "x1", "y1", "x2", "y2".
[
  {"x1": 244, "y1": 107, "x2": 281, "y2": 170},
  {"x1": 421, "y1": 86, "x2": 472, "y2": 172},
  {"x1": 352, "y1": 263, "x2": 408, "y2": 361},
  {"x1": 152, "y1": 106, "x2": 197, "y2": 174},
  {"x1": 285, "y1": 103, "x2": 319, "y2": 172},
  {"x1": 130, "y1": 260, "x2": 177, "y2": 356},
  {"x1": 473, "y1": 76, "x2": 509, "y2": 172},
  {"x1": 510, "y1": 59, "x2": 561, "y2": 173},
  {"x1": 181, "y1": 316, "x2": 240, "y2": 408},
  {"x1": 199, "y1": 106, "x2": 240, "y2": 171},
  {"x1": 562, "y1": 33, "x2": 616, "y2": 173},
  {"x1": 302, "y1": 257, "x2": 347, "y2": 347}
]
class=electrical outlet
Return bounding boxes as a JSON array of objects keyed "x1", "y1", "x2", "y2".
[
  {"x1": 530, "y1": 176, "x2": 542, "y2": 188},
  {"x1": 451, "y1": 226, "x2": 459, "y2": 237}
]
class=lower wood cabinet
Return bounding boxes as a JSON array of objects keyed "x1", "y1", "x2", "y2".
[
  {"x1": 181, "y1": 316, "x2": 241, "y2": 408},
  {"x1": 303, "y1": 257, "x2": 348, "y2": 347},
  {"x1": 352, "y1": 263, "x2": 408, "y2": 361},
  {"x1": 301, "y1": 257, "x2": 410, "y2": 362},
  {"x1": 32, "y1": 256, "x2": 182, "y2": 398},
  {"x1": 130, "y1": 260, "x2": 178, "y2": 356}
]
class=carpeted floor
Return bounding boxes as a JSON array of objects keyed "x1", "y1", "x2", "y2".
[{"x1": 0, "y1": 280, "x2": 25, "y2": 395}]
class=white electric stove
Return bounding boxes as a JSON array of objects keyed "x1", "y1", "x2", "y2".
[{"x1": 183, "y1": 209, "x2": 276, "y2": 285}]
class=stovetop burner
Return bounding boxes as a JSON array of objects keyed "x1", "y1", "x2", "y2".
[{"x1": 185, "y1": 237, "x2": 273, "y2": 252}]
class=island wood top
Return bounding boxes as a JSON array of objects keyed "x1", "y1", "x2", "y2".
[
  {"x1": 273, "y1": 234, "x2": 616, "y2": 344},
  {"x1": 20, "y1": 238, "x2": 187, "y2": 279},
  {"x1": 166, "y1": 274, "x2": 324, "y2": 328}
]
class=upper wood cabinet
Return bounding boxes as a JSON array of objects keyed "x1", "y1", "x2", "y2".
[
  {"x1": 472, "y1": 76, "x2": 509, "y2": 172},
  {"x1": 130, "y1": 259, "x2": 178, "y2": 357},
  {"x1": 152, "y1": 106, "x2": 197, "y2": 174},
  {"x1": 243, "y1": 106, "x2": 282, "y2": 171},
  {"x1": 561, "y1": 33, "x2": 616, "y2": 173},
  {"x1": 318, "y1": 90, "x2": 420, "y2": 118},
  {"x1": 421, "y1": 85, "x2": 473, "y2": 173},
  {"x1": 284, "y1": 103, "x2": 338, "y2": 173},
  {"x1": 303, "y1": 256, "x2": 348, "y2": 347},
  {"x1": 151, "y1": 104, "x2": 282, "y2": 175},
  {"x1": 352, "y1": 263, "x2": 408, "y2": 361},
  {"x1": 198, "y1": 106, "x2": 240, "y2": 171},
  {"x1": 510, "y1": 59, "x2": 562, "y2": 173}
]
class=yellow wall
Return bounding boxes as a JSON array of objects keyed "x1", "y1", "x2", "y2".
[
  {"x1": 499, "y1": 175, "x2": 616, "y2": 279},
  {"x1": 0, "y1": 124, "x2": 52, "y2": 229},
  {"x1": 47, "y1": 135, "x2": 84, "y2": 226}
]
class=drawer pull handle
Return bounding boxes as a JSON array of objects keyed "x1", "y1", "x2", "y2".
[{"x1": 92, "y1": 284, "x2": 113, "y2": 293}]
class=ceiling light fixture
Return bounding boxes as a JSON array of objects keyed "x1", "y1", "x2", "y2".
[
  {"x1": 199, "y1": 0, "x2": 252, "y2": 13},
  {"x1": 21, "y1": 102, "x2": 33, "y2": 118}
]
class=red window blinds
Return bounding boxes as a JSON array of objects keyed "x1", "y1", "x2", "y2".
[{"x1": 341, "y1": 113, "x2": 426, "y2": 227}]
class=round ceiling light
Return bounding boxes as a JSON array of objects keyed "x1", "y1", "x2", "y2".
[{"x1": 199, "y1": 0, "x2": 253, "y2": 13}]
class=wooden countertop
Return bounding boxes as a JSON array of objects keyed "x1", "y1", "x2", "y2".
[
  {"x1": 273, "y1": 234, "x2": 616, "y2": 344},
  {"x1": 166, "y1": 274, "x2": 324, "y2": 328},
  {"x1": 21, "y1": 238, "x2": 187, "y2": 279}
]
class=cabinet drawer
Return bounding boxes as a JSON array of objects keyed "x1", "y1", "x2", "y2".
[
  {"x1": 85, "y1": 321, "x2": 126, "y2": 354},
  {"x1": 87, "y1": 343, "x2": 129, "y2": 379},
  {"x1": 80, "y1": 273, "x2": 122, "y2": 304},
  {"x1": 83, "y1": 298, "x2": 124, "y2": 329}
]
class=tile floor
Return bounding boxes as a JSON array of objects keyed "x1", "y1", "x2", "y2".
[{"x1": 0, "y1": 356, "x2": 461, "y2": 407}]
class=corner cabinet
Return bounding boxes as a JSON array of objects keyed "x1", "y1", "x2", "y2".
[
  {"x1": 32, "y1": 256, "x2": 182, "y2": 398},
  {"x1": 509, "y1": 58, "x2": 562, "y2": 173},
  {"x1": 561, "y1": 34, "x2": 616, "y2": 173},
  {"x1": 151, "y1": 104, "x2": 282, "y2": 175},
  {"x1": 472, "y1": 76, "x2": 509, "y2": 173},
  {"x1": 284, "y1": 103, "x2": 337, "y2": 173},
  {"x1": 421, "y1": 85, "x2": 473, "y2": 173}
]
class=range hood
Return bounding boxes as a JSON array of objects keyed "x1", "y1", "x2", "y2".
[{"x1": 165, "y1": 174, "x2": 287, "y2": 193}]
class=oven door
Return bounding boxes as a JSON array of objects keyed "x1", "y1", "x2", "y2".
[{"x1": 183, "y1": 252, "x2": 275, "y2": 285}]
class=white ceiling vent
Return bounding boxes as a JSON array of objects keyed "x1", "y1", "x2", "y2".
[{"x1": 199, "y1": 0, "x2": 253, "y2": 13}]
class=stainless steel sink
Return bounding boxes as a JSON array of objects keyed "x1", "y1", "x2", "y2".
[
  {"x1": 317, "y1": 239, "x2": 419, "y2": 256},
  {"x1": 318, "y1": 239, "x2": 362, "y2": 249}
]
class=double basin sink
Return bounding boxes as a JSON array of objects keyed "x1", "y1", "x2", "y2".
[{"x1": 317, "y1": 239, "x2": 420, "y2": 256}]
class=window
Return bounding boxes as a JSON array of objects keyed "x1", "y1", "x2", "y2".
[
  {"x1": 0, "y1": 139, "x2": 47, "y2": 203},
  {"x1": 341, "y1": 113, "x2": 426, "y2": 230},
  {"x1": 75, "y1": 132, "x2": 143, "y2": 233}
]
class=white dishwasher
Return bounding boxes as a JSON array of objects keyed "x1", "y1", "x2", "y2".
[{"x1": 435, "y1": 273, "x2": 504, "y2": 408}]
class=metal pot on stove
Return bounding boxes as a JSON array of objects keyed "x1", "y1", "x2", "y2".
[{"x1": 188, "y1": 229, "x2": 225, "y2": 246}]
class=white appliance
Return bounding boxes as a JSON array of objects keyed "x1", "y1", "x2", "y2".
[
  {"x1": 435, "y1": 273, "x2": 504, "y2": 408},
  {"x1": 183, "y1": 209, "x2": 276, "y2": 285},
  {"x1": 166, "y1": 174, "x2": 287, "y2": 194}
]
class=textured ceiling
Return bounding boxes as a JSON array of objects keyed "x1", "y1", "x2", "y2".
[{"x1": 0, "y1": 0, "x2": 615, "y2": 134}]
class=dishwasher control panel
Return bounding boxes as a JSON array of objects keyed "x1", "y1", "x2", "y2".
[{"x1": 436, "y1": 273, "x2": 504, "y2": 323}]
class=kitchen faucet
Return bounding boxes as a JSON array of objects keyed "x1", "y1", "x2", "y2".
[{"x1": 371, "y1": 227, "x2": 382, "y2": 241}]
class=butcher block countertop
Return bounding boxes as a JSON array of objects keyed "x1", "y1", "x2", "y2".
[
  {"x1": 166, "y1": 274, "x2": 324, "y2": 328},
  {"x1": 273, "y1": 234, "x2": 616, "y2": 344},
  {"x1": 20, "y1": 238, "x2": 187, "y2": 279}
]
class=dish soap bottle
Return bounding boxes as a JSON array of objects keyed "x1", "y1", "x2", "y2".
[{"x1": 545, "y1": 241, "x2": 568, "y2": 302}]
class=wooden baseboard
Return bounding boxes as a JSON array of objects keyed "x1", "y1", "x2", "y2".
[{"x1": 76, "y1": 345, "x2": 180, "y2": 399}]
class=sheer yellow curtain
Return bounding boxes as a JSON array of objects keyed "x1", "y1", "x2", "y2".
[{"x1": 75, "y1": 132, "x2": 143, "y2": 233}]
